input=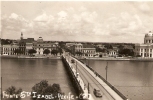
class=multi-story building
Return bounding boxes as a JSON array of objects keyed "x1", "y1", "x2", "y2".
[
  {"x1": 33, "y1": 37, "x2": 58, "y2": 55},
  {"x1": 108, "y1": 49, "x2": 118, "y2": 57},
  {"x1": 1, "y1": 33, "x2": 59, "y2": 56},
  {"x1": 82, "y1": 44, "x2": 96, "y2": 57},
  {"x1": 70, "y1": 43, "x2": 96, "y2": 57},
  {"x1": 135, "y1": 31, "x2": 153, "y2": 58},
  {"x1": 2, "y1": 44, "x2": 19, "y2": 55}
]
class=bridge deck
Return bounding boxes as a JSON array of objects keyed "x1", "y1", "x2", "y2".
[{"x1": 65, "y1": 55, "x2": 127, "y2": 100}]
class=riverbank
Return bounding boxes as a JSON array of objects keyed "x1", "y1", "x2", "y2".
[
  {"x1": 76, "y1": 56, "x2": 153, "y2": 61},
  {"x1": 1, "y1": 55, "x2": 153, "y2": 61},
  {"x1": 1, "y1": 55, "x2": 62, "y2": 59}
]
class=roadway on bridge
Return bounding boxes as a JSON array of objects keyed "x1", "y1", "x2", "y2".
[{"x1": 70, "y1": 57, "x2": 115, "y2": 100}]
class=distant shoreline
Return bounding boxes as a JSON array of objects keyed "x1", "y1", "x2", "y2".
[
  {"x1": 77, "y1": 57, "x2": 153, "y2": 61},
  {"x1": 0, "y1": 55, "x2": 62, "y2": 59},
  {"x1": 1, "y1": 55, "x2": 153, "y2": 61}
]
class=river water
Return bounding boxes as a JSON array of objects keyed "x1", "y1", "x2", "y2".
[
  {"x1": 82, "y1": 59, "x2": 153, "y2": 100},
  {"x1": 1, "y1": 58, "x2": 77, "y2": 100},
  {"x1": 1, "y1": 58, "x2": 153, "y2": 100}
]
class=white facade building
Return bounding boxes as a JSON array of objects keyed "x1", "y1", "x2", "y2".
[
  {"x1": 135, "y1": 31, "x2": 153, "y2": 58},
  {"x1": 2, "y1": 44, "x2": 19, "y2": 55}
]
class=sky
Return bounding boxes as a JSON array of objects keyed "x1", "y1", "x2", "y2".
[{"x1": 1, "y1": 1, "x2": 153, "y2": 43}]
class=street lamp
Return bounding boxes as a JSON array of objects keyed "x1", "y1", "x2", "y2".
[
  {"x1": 88, "y1": 55, "x2": 90, "y2": 66},
  {"x1": 1, "y1": 77, "x2": 2, "y2": 100},
  {"x1": 76, "y1": 61, "x2": 78, "y2": 76},
  {"x1": 88, "y1": 82, "x2": 90, "y2": 98},
  {"x1": 105, "y1": 62, "x2": 108, "y2": 81}
]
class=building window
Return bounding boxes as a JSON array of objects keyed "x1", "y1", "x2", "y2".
[{"x1": 144, "y1": 53, "x2": 146, "y2": 57}]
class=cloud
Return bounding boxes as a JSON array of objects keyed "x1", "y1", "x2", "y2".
[
  {"x1": 102, "y1": 12, "x2": 151, "y2": 37},
  {"x1": 34, "y1": 13, "x2": 54, "y2": 22},
  {"x1": 1, "y1": 4, "x2": 153, "y2": 43},
  {"x1": 139, "y1": 3, "x2": 150, "y2": 12},
  {"x1": 6, "y1": 26, "x2": 14, "y2": 30},
  {"x1": 9, "y1": 13, "x2": 18, "y2": 20},
  {"x1": 58, "y1": 11, "x2": 68, "y2": 18},
  {"x1": 1, "y1": 13, "x2": 32, "y2": 38}
]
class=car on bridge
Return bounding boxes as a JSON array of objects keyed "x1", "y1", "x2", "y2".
[
  {"x1": 93, "y1": 88, "x2": 102, "y2": 97},
  {"x1": 71, "y1": 59, "x2": 75, "y2": 63}
]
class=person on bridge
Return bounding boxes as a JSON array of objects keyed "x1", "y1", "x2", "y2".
[{"x1": 84, "y1": 84, "x2": 86, "y2": 90}]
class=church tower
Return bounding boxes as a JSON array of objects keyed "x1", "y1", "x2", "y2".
[{"x1": 21, "y1": 32, "x2": 23, "y2": 40}]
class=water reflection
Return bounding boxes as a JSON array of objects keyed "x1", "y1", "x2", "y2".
[
  {"x1": 1, "y1": 58, "x2": 76, "y2": 100},
  {"x1": 81, "y1": 59, "x2": 153, "y2": 100}
]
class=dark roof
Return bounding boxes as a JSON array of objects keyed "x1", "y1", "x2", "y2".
[
  {"x1": 83, "y1": 44, "x2": 95, "y2": 48},
  {"x1": 26, "y1": 38, "x2": 34, "y2": 43},
  {"x1": 20, "y1": 38, "x2": 34, "y2": 43},
  {"x1": 124, "y1": 45, "x2": 133, "y2": 49}
]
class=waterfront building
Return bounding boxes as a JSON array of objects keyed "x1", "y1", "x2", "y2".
[
  {"x1": 19, "y1": 41, "x2": 26, "y2": 55},
  {"x1": 1, "y1": 33, "x2": 59, "y2": 56},
  {"x1": 108, "y1": 49, "x2": 118, "y2": 57},
  {"x1": 25, "y1": 42, "x2": 33, "y2": 55},
  {"x1": 70, "y1": 43, "x2": 96, "y2": 57},
  {"x1": 18, "y1": 33, "x2": 35, "y2": 55},
  {"x1": 2, "y1": 45, "x2": 11, "y2": 55},
  {"x1": 2, "y1": 44, "x2": 19, "y2": 55},
  {"x1": 33, "y1": 37, "x2": 59, "y2": 55},
  {"x1": 135, "y1": 31, "x2": 153, "y2": 58},
  {"x1": 82, "y1": 44, "x2": 96, "y2": 57}
]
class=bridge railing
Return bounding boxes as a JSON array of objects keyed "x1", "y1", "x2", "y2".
[
  {"x1": 72, "y1": 56, "x2": 128, "y2": 100},
  {"x1": 62, "y1": 56, "x2": 84, "y2": 94}
]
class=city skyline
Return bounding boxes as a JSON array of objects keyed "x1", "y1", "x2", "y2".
[{"x1": 1, "y1": 1, "x2": 153, "y2": 43}]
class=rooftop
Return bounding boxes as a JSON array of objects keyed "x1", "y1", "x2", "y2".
[{"x1": 83, "y1": 44, "x2": 95, "y2": 48}]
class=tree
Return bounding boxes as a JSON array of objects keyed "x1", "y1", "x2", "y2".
[
  {"x1": 95, "y1": 47, "x2": 103, "y2": 52},
  {"x1": 58, "y1": 48, "x2": 63, "y2": 55},
  {"x1": 95, "y1": 47, "x2": 107, "y2": 53},
  {"x1": 43, "y1": 49, "x2": 50, "y2": 55},
  {"x1": 28, "y1": 49, "x2": 36, "y2": 55},
  {"x1": 51, "y1": 50, "x2": 58, "y2": 55},
  {"x1": 4, "y1": 86, "x2": 22, "y2": 99},
  {"x1": 31, "y1": 80, "x2": 63, "y2": 100},
  {"x1": 136, "y1": 55, "x2": 141, "y2": 57},
  {"x1": 1, "y1": 39, "x2": 13, "y2": 45},
  {"x1": 104, "y1": 44, "x2": 113, "y2": 49},
  {"x1": 118, "y1": 45, "x2": 124, "y2": 50},
  {"x1": 118, "y1": 49, "x2": 134, "y2": 56},
  {"x1": 99, "y1": 54, "x2": 102, "y2": 57}
]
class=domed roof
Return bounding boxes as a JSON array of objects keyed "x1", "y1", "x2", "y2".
[
  {"x1": 37, "y1": 37, "x2": 43, "y2": 42},
  {"x1": 38, "y1": 37, "x2": 43, "y2": 39},
  {"x1": 145, "y1": 31, "x2": 153, "y2": 37}
]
